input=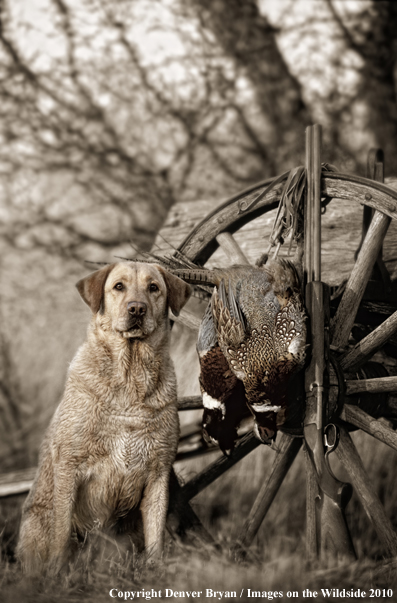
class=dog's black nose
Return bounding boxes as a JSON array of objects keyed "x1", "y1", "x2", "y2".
[{"x1": 127, "y1": 301, "x2": 147, "y2": 316}]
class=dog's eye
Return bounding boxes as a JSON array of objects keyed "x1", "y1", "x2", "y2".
[
  {"x1": 149, "y1": 283, "x2": 159, "y2": 292},
  {"x1": 114, "y1": 282, "x2": 124, "y2": 291}
]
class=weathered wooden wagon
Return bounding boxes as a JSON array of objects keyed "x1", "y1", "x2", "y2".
[
  {"x1": 1, "y1": 124, "x2": 397, "y2": 564},
  {"x1": 160, "y1": 125, "x2": 397, "y2": 562}
]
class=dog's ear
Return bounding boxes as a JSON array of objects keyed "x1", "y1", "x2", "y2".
[
  {"x1": 157, "y1": 267, "x2": 192, "y2": 317},
  {"x1": 76, "y1": 264, "x2": 116, "y2": 314}
]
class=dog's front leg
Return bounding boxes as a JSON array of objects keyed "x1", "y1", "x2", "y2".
[
  {"x1": 48, "y1": 461, "x2": 77, "y2": 575},
  {"x1": 140, "y1": 473, "x2": 170, "y2": 561}
]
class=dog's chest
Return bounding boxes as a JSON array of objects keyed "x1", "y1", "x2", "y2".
[
  {"x1": 99, "y1": 402, "x2": 177, "y2": 469},
  {"x1": 74, "y1": 408, "x2": 177, "y2": 531},
  {"x1": 110, "y1": 421, "x2": 153, "y2": 470}
]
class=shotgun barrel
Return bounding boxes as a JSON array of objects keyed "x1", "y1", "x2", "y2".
[{"x1": 303, "y1": 125, "x2": 356, "y2": 562}]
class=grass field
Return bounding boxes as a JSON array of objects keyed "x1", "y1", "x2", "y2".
[{"x1": 1, "y1": 428, "x2": 397, "y2": 603}]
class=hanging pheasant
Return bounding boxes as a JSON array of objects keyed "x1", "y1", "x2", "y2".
[
  {"x1": 197, "y1": 295, "x2": 249, "y2": 455},
  {"x1": 178, "y1": 260, "x2": 307, "y2": 447}
]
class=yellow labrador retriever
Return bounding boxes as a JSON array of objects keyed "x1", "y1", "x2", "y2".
[{"x1": 17, "y1": 261, "x2": 192, "y2": 576}]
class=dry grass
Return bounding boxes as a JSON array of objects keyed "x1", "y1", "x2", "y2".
[
  {"x1": 1, "y1": 535, "x2": 397, "y2": 603},
  {"x1": 1, "y1": 429, "x2": 397, "y2": 602}
]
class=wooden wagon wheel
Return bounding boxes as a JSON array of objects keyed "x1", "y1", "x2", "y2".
[{"x1": 168, "y1": 124, "x2": 397, "y2": 564}]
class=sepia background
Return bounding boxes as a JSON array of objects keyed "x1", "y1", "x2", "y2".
[{"x1": 1, "y1": 0, "x2": 397, "y2": 599}]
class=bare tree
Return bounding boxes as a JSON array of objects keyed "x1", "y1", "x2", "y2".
[
  {"x1": 0, "y1": 0, "x2": 318, "y2": 266},
  {"x1": 188, "y1": 0, "x2": 311, "y2": 174},
  {"x1": 325, "y1": 0, "x2": 397, "y2": 176}
]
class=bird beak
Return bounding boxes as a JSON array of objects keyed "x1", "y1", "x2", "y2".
[{"x1": 253, "y1": 422, "x2": 275, "y2": 445}]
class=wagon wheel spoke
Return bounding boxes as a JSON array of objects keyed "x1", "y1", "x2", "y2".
[
  {"x1": 177, "y1": 432, "x2": 260, "y2": 503},
  {"x1": 340, "y1": 404, "x2": 397, "y2": 452},
  {"x1": 177, "y1": 395, "x2": 203, "y2": 410},
  {"x1": 339, "y1": 310, "x2": 397, "y2": 373},
  {"x1": 335, "y1": 427, "x2": 397, "y2": 556},
  {"x1": 215, "y1": 231, "x2": 251, "y2": 265},
  {"x1": 234, "y1": 433, "x2": 302, "y2": 553},
  {"x1": 330, "y1": 209, "x2": 391, "y2": 350},
  {"x1": 167, "y1": 469, "x2": 216, "y2": 546},
  {"x1": 345, "y1": 375, "x2": 397, "y2": 395},
  {"x1": 171, "y1": 307, "x2": 200, "y2": 331}
]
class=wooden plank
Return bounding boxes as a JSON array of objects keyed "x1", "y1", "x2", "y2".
[
  {"x1": 340, "y1": 310, "x2": 397, "y2": 372},
  {"x1": 153, "y1": 184, "x2": 397, "y2": 288},
  {"x1": 236, "y1": 434, "x2": 301, "y2": 550},
  {"x1": 345, "y1": 376, "x2": 397, "y2": 395},
  {"x1": 340, "y1": 404, "x2": 397, "y2": 452},
  {"x1": 335, "y1": 427, "x2": 397, "y2": 556},
  {"x1": 215, "y1": 232, "x2": 250, "y2": 265},
  {"x1": 330, "y1": 210, "x2": 391, "y2": 349},
  {"x1": 177, "y1": 173, "x2": 397, "y2": 265},
  {"x1": 0, "y1": 478, "x2": 34, "y2": 497}
]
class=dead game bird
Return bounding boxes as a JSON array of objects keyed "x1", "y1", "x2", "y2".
[
  {"x1": 197, "y1": 300, "x2": 249, "y2": 455},
  {"x1": 191, "y1": 260, "x2": 307, "y2": 446},
  {"x1": 213, "y1": 260, "x2": 306, "y2": 443}
]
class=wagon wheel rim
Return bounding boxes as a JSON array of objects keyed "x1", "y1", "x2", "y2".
[
  {"x1": 170, "y1": 135, "x2": 397, "y2": 561},
  {"x1": 175, "y1": 169, "x2": 397, "y2": 403}
]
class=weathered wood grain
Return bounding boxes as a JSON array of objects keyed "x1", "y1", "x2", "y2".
[
  {"x1": 178, "y1": 432, "x2": 260, "y2": 502},
  {"x1": 235, "y1": 434, "x2": 302, "y2": 550},
  {"x1": 171, "y1": 307, "x2": 201, "y2": 331},
  {"x1": 177, "y1": 173, "x2": 397, "y2": 266},
  {"x1": 323, "y1": 174, "x2": 397, "y2": 220},
  {"x1": 345, "y1": 376, "x2": 397, "y2": 395},
  {"x1": 215, "y1": 232, "x2": 250, "y2": 265},
  {"x1": 330, "y1": 210, "x2": 391, "y2": 349},
  {"x1": 341, "y1": 404, "x2": 397, "y2": 451},
  {"x1": 177, "y1": 179, "x2": 283, "y2": 263},
  {"x1": 340, "y1": 310, "x2": 397, "y2": 372},
  {"x1": 154, "y1": 179, "x2": 397, "y2": 286},
  {"x1": 335, "y1": 427, "x2": 397, "y2": 556}
]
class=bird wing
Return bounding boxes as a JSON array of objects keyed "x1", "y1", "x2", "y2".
[
  {"x1": 197, "y1": 299, "x2": 218, "y2": 356},
  {"x1": 211, "y1": 279, "x2": 247, "y2": 380},
  {"x1": 197, "y1": 298, "x2": 248, "y2": 456},
  {"x1": 273, "y1": 294, "x2": 307, "y2": 373}
]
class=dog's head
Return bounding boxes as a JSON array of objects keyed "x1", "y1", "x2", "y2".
[{"x1": 76, "y1": 262, "x2": 192, "y2": 339}]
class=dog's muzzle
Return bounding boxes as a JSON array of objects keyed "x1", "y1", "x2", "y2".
[
  {"x1": 127, "y1": 301, "x2": 147, "y2": 317},
  {"x1": 119, "y1": 301, "x2": 148, "y2": 338}
]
